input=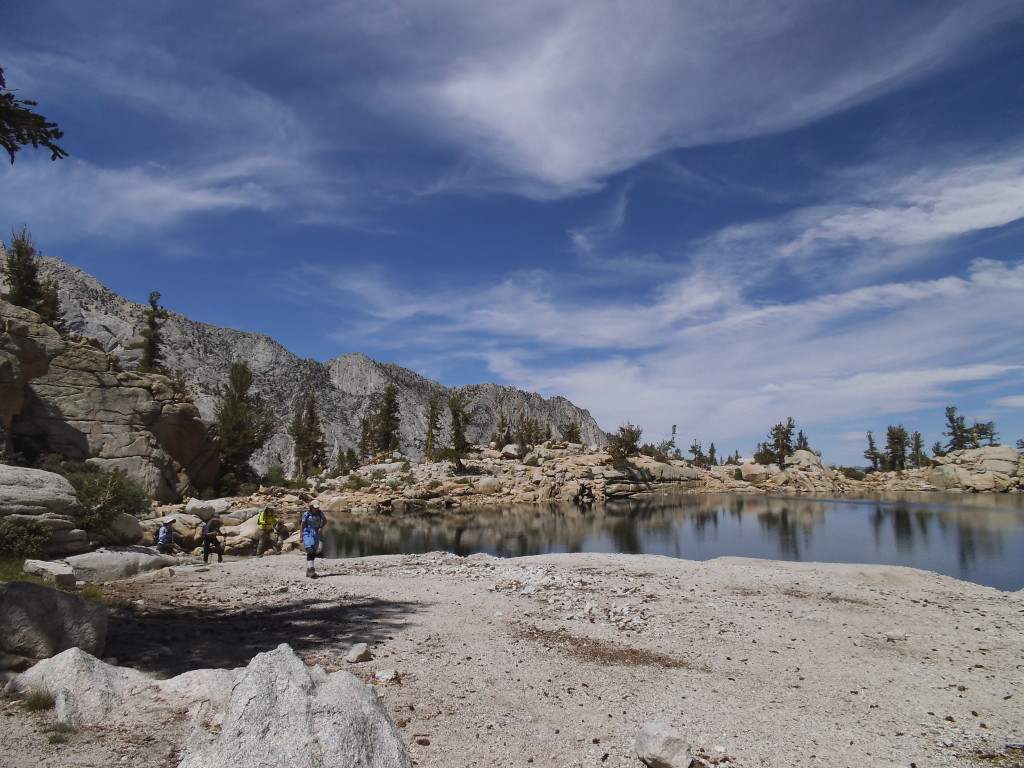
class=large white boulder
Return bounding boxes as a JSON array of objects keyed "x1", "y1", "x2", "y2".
[
  {"x1": 0, "y1": 582, "x2": 107, "y2": 659},
  {"x1": 178, "y1": 643, "x2": 411, "y2": 768},
  {"x1": 0, "y1": 465, "x2": 83, "y2": 517},
  {"x1": 64, "y1": 546, "x2": 176, "y2": 583}
]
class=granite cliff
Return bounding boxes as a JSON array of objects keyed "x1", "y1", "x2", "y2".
[
  {"x1": 0, "y1": 300, "x2": 219, "y2": 502},
  {"x1": 36, "y1": 257, "x2": 605, "y2": 473}
]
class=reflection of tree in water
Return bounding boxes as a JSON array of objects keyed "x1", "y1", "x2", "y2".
[
  {"x1": 936, "y1": 515, "x2": 1005, "y2": 574},
  {"x1": 870, "y1": 506, "x2": 918, "y2": 553},
  {"x1": 866, "y1": 504, "x2": 1008, "y2": 575},
  {"x1": 756, "y1": 506, "x2": 811, "y2": 560},
  {"x1": 322, "y1": 496, "x2": 1018, "y2": 588}
]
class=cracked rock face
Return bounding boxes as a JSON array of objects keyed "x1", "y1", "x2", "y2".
[{"x1": 0, "y1": 298, "x2": 219, "y2": 502}]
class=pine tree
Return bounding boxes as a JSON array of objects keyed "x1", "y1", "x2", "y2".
[
  {"x1": 440, "y1": 391, "x2": 475, "y2": 469},
  {"x1": 688, "y1": 439, "x2": 706, "y2": 467},
  {"x1": 909, "y1": 430, "x2": 926, "y2": 468},
  {"x1": 942, "y1": 406, "x2": 969, "y2": 452},
  {"x1": 559, "y1": 421, "x2": 582, "y2": 444},
  {"x1": 707, "y1": 443, "x2": 718, "y2": 466},
  {"x1": 290, "y1": 394, "x2": 326, "y2": 477},
  {"x1": 424, "y1": 390, "x2": 444, "y2": 462},
  {"x1": 1, "y1": 226, "x2": 63, "y2": 328},
  {"x1": 132, "y1": 292, "x2": 169, "y2": 374},
  {"x1": 213, "y1": 362, "x2": 276, "y2": 483},
  {"x1": 335, "y1": 447, "x2": 359, "y2": 474},
  {"x1": 490, "y1": 411, "x2": 510, "y2": 446},
  {"x1": 369, "y1": 383, "x2": 401, "y2": 456},
  {"x1": 796, "y1": 430, "x2": 810, "y2": 451},
  {"x1": 513, "y1": 412, "x2": 542, "y2": 457},
  {"x1": 770, "y1": 417, "x2": 796, "y2": 466},
  {"x1": 885, "y1": 424, "x2": 909, "y2": 471},
  {"x1": 608, "y1": 423, "x2": 642, "y2": 466},
  {"x1": 863, "y1": 430, "x2": 881, "y2": 471},
  {"x1": 1, "y1": 67, "x2": 68, "y2": 164}
]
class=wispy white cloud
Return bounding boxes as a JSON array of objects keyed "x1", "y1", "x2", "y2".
[
  {"x1": 385, "y1": 0, "x2": 1022, "y2": 195},
  {"x1": 991, "y1": 396, "x2": 1024, "y2": 408}
]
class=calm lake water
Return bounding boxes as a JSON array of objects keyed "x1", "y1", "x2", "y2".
[{"x1": 321, "y1": 492, "x2": 1024, "y2": 591}]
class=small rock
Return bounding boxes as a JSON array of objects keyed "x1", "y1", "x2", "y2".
[
  {"x1": 375, "y1": 668, "x2": 401, "y2": 685},
  {"x1": 886, "y1": 631, "x2": 907, "y2": 642},
  {"x1": 635, "y1": 722, "x2": 692, "y2": 768},
  {"x1": 345, "y1": 643, "x2": 373, "y2": 663}
]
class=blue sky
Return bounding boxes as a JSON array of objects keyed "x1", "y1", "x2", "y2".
[{"x1": 3, "y1": 0, "x2": 1023, "y2": 465}]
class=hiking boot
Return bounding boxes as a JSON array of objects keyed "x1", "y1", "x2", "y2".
[{"x1": 306, "y1": 568, "x2": 314, "y2": 578}]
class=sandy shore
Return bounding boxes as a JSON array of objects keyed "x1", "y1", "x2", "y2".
[{"x1": 3, "y1": 551, "x2": 1024, "y2": 768}]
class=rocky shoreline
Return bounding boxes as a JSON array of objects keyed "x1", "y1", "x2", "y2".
[{"x1": 131, "y1": 443, "x2": 1022, "y2": 563}]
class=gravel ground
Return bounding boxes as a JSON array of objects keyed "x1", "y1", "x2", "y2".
[{"x1": 3, "y1": 551, "x2": 1024, "y2": 768}]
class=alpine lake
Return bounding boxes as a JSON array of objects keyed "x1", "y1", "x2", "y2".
[{"x1": 320, "y1": 492, "x2": 1024, "y2": 592}]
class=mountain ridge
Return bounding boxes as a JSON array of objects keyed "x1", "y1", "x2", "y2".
[{"x1": 36, "y1": 257, "x2": 606, "y2": 473}]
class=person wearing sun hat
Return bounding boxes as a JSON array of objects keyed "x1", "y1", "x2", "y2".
[
  {"x1": 256, "y1": 502, "x2": 281, "y2": 557},
  {"x1": 301, "y1": 499, "x2": 326, "y2": 578}
]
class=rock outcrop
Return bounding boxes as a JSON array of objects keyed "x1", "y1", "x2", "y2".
[
  {"x1": 38, "y1": 257, "x2": 605, "y2": 471},
  {"x1": 0, "y1": 582, "x2": 107, "y2": 660},
  {"x1": 63, "y1": 546, "x2": 177, "y2": 583},
  {"x1": 0, "y1": 464, "x2": 90, "y2": 555},
  {"x1": 13, "y1": 643, "x2": 412, "y2": 768},
  {"x1": 927, "y1": 445, "x2": 1023, "y2": 492},
  {"x1": 0, "y1": 298, "x2": 219, "y2": 501}
]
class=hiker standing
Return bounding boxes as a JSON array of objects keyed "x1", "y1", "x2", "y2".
[
  {"x1": 301, "y1": 499, "x2": 326, "y2": 579},
  {"x1": 156, "y1": 519, "x2": 175, "y2": 555},
  {"x1": 256, "y1": 502, "x2": 281, "y2": 557},
  {"x1": 202, "y1": 514, "x2": 225, "y2": 564}
]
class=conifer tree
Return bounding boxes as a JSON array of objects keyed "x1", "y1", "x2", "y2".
[
  {"x1": 368, "y1": 383, "x2": 401, "y2": 456},
  {"x1": 909, "y1": 430, "x2": 926, "y2": 468},
  {"x1": 707, "y1": 442, "x2": 718, "y2": 466},
  {"x1": 942, "y1": 406, "x2": 969, "y2": 452},
  {"x1": 290, "y1": 394, "x2": 326, "y2": 477},
  {"x1": 885, "y1": 424, "x2": 909, "y2": 471},
  {"x1": 863, "y1": 430, "x2": 881, "y2": 471},
  {"x1": 447, "y1": 392, "x2": 472, "y2": 456},
  {"x1": 1, "y1": 67, "x2": 67, "y2": 164},
  {"x1": 132, "y1": 292, "x2": 169, "y2": 374},
  {"x1": 424, "y1": 390, "x2": 444, "y2": 462},
  {"x1": 1, "y1": 226, "x2": 62, "y2": 328},
  {"x1": 213, "y1": 362, "x2": 276, "y2": 482},
  {"x1": 559, "y1": 421, "x2": 582, "y2": 444}
]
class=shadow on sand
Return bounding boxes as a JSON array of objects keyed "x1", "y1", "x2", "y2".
[{"x1": 105, "y1": 585, "x2": 424, "y2": 678}]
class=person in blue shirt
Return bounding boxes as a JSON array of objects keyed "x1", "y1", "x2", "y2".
[
  {"x1": 156, "y1": 519, "x2": 175, "y2": 554},
  {"x1": 301, "y1": 499, "x2": 326, "y2": 579}
]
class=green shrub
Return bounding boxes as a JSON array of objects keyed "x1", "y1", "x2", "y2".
[
  {"x1": 23, "y1": 689, "x2": 54, "y2": 711},
  {"x1": 262, "y1": 465, "x2": 288, "y2": 487},
  {"x1": 838, "y1": 466, "x2": 866, "y2": 480},
  {"x1": 344, "y1": 474, "x2": 370, "y2": 490},
  {"x1": 0, "y1": 518, "x2": 50, "y2": 559},
  {"x1": 60, "y1": 464, "x2": 150, "y2": 531},
  {"x1": 46, "y1": 722, "x2": 76, "y2": 743}
]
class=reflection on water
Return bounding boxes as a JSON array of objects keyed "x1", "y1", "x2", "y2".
[{"x1": 321, "y1": 493, "x2": 1024, "y2": 591}]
